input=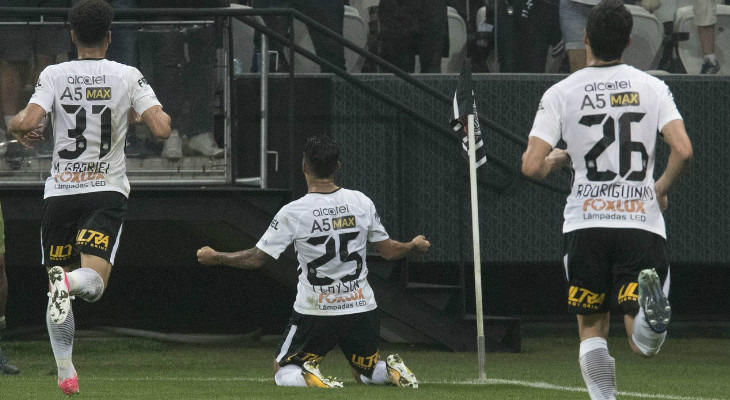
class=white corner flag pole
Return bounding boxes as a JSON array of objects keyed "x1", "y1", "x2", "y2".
[{"x1": 467, "y1": 114, "x2": 487, "y2": 382}]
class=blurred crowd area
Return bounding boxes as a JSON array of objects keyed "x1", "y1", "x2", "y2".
[{"x1": 0, "y1": 0, "x2": 727, "y2": 169}]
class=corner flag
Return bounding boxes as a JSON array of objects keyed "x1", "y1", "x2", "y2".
[
  {"x1": 451, "y1": 60, "x2": 487, "y2": 168},
  {"x1": 451, "y1": 59, "x2": 488, "y2": 382}
]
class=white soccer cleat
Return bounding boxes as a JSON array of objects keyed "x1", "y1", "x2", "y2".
[
  {"x1": 638, "y1": 268, "x2": 671, "y2": 333},
  {"x1": 48, "y1": 266, "x2": 71, "y2": 324},
  {"x1": 301, "y1": 360, "x2": 343, "y2": 388},
  {"x1": 386, "y1": 354, "x2": 418, "y2": 388}
]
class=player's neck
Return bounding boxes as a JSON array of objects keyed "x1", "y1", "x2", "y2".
[
  {"x1": 588, "y1": 58, "x2": 622, "y2": 67},
  {"x1": 76, "y1": 46, "x2": 107, "y2": 60},
  {"x1": 307, "y1": 179, "x2": 339, "y2": 194}
]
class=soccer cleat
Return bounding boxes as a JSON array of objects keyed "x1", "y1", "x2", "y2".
[
  {"x1": 58, "y1": 374, "x2": 79, "y2": 396},
  {"x1": 638, "y1": 268, "x2": 671, "y2": 333},
  {"x1": 48, "y1": 266, "x2": 71, "y2": 324},
  {"x1": 0, "y1": 348, "x2": 20, "y2": 375},
  {"x1": 187, "y1": 132, "x2": 224, "y2": 158},
  {"x1": 301, "y1": 360, "x2": 343, "y2": 388},
  {"x1": 700, "y1": 60, "x2": 720, "y2": 75},
  {"x1": 386, "y1": 354, "x2": 418, "y2": 388}
]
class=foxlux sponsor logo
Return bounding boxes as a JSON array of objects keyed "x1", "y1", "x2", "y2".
[
  {"x1": 584, "y1": 80, "x2": 631, "y2": 92},
  {"x1": 583, "y1": 198, "x2": 646, "y2": 213},
  {"x1": 67, "y1": 75, "x2": 105, "y2": 85}
]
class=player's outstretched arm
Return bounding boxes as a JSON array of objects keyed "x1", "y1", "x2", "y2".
[
  {"x1": 373, "y1": 235, "x2": 430, "y2": 261},
  {"x1": 521, "y1": 136, "x2": 570, "y2": 180},
  {"x1": 197, "y1": 246, "x2": 272, "y2": 270},
  {"x1": 655, "y1": 119, "x2": 693, "y2": 212},
  {"x1": 141, "y1": 105, "x2": 171, "y2": 140},
  {"x1": 8, "y1": 104, "x2": 46, "y2": 149}
]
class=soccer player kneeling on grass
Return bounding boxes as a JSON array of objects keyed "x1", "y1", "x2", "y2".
[
  {"x1": 197, "y1": 135, "x2": 430, "y2": 388},
  {"x1": 521, "y1": 1, "x2": 693, "y2": 399},
  {"x1": 9, "y1": 0, "x2": 171, "y2": 396}
]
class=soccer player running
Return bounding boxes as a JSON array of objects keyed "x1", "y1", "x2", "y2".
[
  {"x1": 8, "y1": 0, "x2": 171, "y2": 395},
  {"x1": 521, "y1": 1, "x2": 692, "y2": 399},
  {"x1": 197, "y1": 135, "x2": 430, "y2": 388}
]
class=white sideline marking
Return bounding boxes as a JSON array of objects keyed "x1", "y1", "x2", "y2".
[{"x1": 71, "y1": 376, "x2": 726, "y2": 400}]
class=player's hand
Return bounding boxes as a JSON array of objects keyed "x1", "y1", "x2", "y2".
[
  {"x1": 128, "y1": 109, "x2": 143, "y2": 124},
  {"x1": 655, "y1": 182, "x2": 668, "y2": 213},
  {"x1": 197, "y1": 246, "x2": 219, "y2": 265},
  {"x1": 411, "y1": 235, "x2": 431, "y2": 253},
  {"x1": 10, "y1": 124, "x2": 45, "y2": 149},
  {"x1": 547, "y1": 148, "x2": 570, "y2": 171}
]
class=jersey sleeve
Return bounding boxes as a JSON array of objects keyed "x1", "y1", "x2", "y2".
[
  {"x1": 367, "y1": 198, "x2": 389, "y2": 243},
  {"x1": 28, "y1": 68, "x2": 55, "y2": 113},
  {"x1": 656, "y1": 82, "x2": 682, "y2": 132},
  {"x1": 255, "y1": 210, "x2": 295, "y2": 260},
  {"x1": 528, "y1": 87, "x2": 562, "y2": 148},
  {"x1": 128, "y1": 67, "x2": 162, "y2": 115}
]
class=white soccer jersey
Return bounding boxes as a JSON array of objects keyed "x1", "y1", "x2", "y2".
[
  {"x1": 256, "y1": 188, "x2": 389, "y2": 316},
  {"x1": 529, "y1": 64, "x2": 683, "y2": 238},
  {"x1": 29, "y1": 59, "x2": 161, "y2": 199}
]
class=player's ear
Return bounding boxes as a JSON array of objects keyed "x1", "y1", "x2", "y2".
[
  {"x1": 70, "y1": 29, "x2": 77, "y2": 45},
  {"x1": 106, "y1": 31, "x2": 112, "y2": 47},
  {"x1": 336, "y1": 161, "x2": 341, "y2": 172},
  {"x1": 625, "y1": 35, "x2": 631, "y2": 50}
]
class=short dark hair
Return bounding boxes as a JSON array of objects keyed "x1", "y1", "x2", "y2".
[
  {"x1": 69, "y1": 0, "x2": 114, "y2": 47},
  {"x1": 586, "y1": 0, "x2": 632, "y2": 62},
  {"x1": 303, "y1": 135, "x2": 340, "y2": 179}
]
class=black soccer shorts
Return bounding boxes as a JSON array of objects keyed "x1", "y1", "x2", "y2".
[
  {"x1": 41, "y1": 191, "x2": 127, "y2": 267},
  {"x1": 275, "y1": 309, "x2": 381, "y2": 378},
  {"x1": 563, "y1": 228, "x2": 669, "y2": 316}
]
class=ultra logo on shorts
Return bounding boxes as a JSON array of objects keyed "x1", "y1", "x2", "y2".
[
  {"x1": 568, "y1": 286, "x2": 606, "y2": 310},
  {"x1": 351, "y1": 352, "x2": 379, "y2": 371},
  {"x1": 618, "y1": 282, "x2": 639, "y2": 304},
  {"x1": 49, "y1": 244, "x2": 74, "y2": 261},
  {"x1": 76, "y1": 229, "x2": 109, "y2": 251}
]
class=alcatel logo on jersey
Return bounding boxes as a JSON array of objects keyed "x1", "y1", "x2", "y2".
[
  {"x1": 86, "y1": 87, "x2": 111, "y2": 101},
  {"x1": 584, "y1": 80, "x2": 631, "y2": 92},
  {"x1": 312, "y1": 204, "x2": 350, "y2": 217},
  {"x1": 67, "y1": 75, "x2": 105, "y2": 85},
  {"x1": 610, "y1": 92, "x2": 640, "y2": 107}
]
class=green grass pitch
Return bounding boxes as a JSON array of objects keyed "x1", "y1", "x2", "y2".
[{"x1": 1, "y1": 335, "x2": 727, "y2": 399}]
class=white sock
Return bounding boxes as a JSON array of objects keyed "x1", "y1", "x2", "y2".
[
  {"x1": 360, "y1": 360, "x2": 389, "y2": 385},
  {"x1": 632, "y1": 307, "x2": 667, "y2": 357},
  {"x1": 67, "y1": 268, "x2": 105, "y2": 303},
  {"x1": 274, "y1": 364, "x2": 307, "y2": 387},
  {"x1": 704, "y1": 54, "x2": 718, "y2": 64},
  {"x1": 47, "y1": 298, "x2": 76, "y2": 381},
  {"x1": 579, "y1": 337, "x2": 616, "y2": 400}
]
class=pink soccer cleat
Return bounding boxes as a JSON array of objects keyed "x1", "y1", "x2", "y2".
[{"x1": 58, "y1": 374, "x2": 79, "y2": 396}]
